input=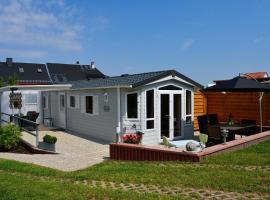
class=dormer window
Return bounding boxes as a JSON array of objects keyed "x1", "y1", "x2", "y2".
[
  {"x1": 37, "y1": 68, "x2": 42, "y2": 73},
  {"x1": 19, "y1": 67, "x2": 24, "y2": 73}
]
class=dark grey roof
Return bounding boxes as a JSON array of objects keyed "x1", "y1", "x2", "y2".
[
  {"x1": 204, "y1": 76, "x2": 270, "y2": 92},
  {"x1": 70, "y1": 70, "x2": 203, "y2": 89},
  {"x1": 0, "y1": 61, "x2": 52, "y2": 84},
  {"x1": 47, "y1": 63, "x2": 105, "y2": 83}
]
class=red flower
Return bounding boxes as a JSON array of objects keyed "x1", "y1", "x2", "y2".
[{"x1": 122, "y1": 133, "x2": 142, "y2": 144}]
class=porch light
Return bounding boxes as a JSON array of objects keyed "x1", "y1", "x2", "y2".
[{"x1": 104, "y1": 92, "x2": 108, "y2": 103}]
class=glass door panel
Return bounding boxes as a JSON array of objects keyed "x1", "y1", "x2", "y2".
[
  {"x1": 160, "y1": 94, "x2": 170, "y2": 139},
  {"x1": 174, "y1": 94, "x2": 182, "y2": 137}
]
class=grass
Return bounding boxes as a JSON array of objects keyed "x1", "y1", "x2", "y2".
[{"x1": 0, "y1": 140, "x2": 270, "y2": 199}]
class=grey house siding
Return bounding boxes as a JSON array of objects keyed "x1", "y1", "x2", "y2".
[
  {"x1": 65, "y1": 89, "x2": 118, "y2": 142},
  {"x1": 45, "y1": 91, "x2": 62, "y2": 128},
  {"x1": 44, "y1": 76, "x2": 195, "y2": 145}
]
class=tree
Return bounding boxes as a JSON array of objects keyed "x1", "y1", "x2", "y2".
[
  {"x1": 7, "y1": 74, "x2": 18, "y2": 86},
  {"x1": 0, "y1": 77, "x2": 4, "y2": 88}
]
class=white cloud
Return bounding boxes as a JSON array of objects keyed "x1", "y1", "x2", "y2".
[
  {"x1": 181, "y1": 39, "x2": 195, "y2": 50},
  {"x1": 0, "y1": 48, "x2": 48, "y2": 58},
  {"x1": 0, "y1": 0, "x2": 83, "y2": 57}
]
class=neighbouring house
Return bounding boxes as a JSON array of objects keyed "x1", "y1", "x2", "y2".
[
  {"x1": 244, "y1": 72, "x2": 269, "y2": 80},
  {"x1": 0, "y1": 58, "x2": 104, "y2": 124},
  {"x1": 0, "y1": 58, "x2": 52, "y2": 123},
  {"x1": 43, "y1": 70, "x2": 203, "y2": 144},
  {"x1": 46, "y1": 61, "x2": 105, "y2": 83}
]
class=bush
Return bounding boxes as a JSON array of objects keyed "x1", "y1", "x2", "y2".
[
  {"x1": 0, "y1": 124, "x2": 21, "y2": 150},
  {"x1": 43, "y1": 134, "x2": 57, "y2": 144}
]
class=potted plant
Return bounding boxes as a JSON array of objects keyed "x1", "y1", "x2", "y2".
[
  {"x1": 122, "y1": 131, "x2": 144, "y2": 144},
  {"x1": 38, "y1": 134, "x2": 57, "y2": 152}
]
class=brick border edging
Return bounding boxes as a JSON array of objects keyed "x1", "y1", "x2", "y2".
[
  {"x1": 110, "y1": 131, "x2": 270, "y2": 162},
  {"x1": 198, "y1": 131, "x2": 270, "y2": 159}
]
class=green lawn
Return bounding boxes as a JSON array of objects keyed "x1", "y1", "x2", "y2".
[{"x1": 0, "y1": 140, "x2": 270, "y2": 199}]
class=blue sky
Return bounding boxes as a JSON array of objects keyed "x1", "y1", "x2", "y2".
[{"x1": 0, "y1": 0, "x2": 270, "y2": 85}]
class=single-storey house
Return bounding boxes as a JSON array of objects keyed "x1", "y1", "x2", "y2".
[
  {"x1": 43, "y1": 70, "x2": 203, "y2": 144},
  {"x1": 0, "y1": 58, "x2": 104, "y2": 124}
]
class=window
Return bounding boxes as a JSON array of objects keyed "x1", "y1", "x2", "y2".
[
  {"x1": 37, "y1": 68, "x2": 42, "y2": 73},
  {"x1": 60, "y1": 95, "x2": 65, "y2": 108},
  {"x1": 25, "y1": 94, "x2": 38, "y2": 104},
  {"x1": 70, "y1": 96, "x2": 76, "y2": 108},
  {"x1": 85, "y1": 96, "x2": 93, "y2": 114},
  {"x1": 146, "y1": 89, "x2": 154, "y2": 129},
  {"x1": 42, "y1": 95, "x2": 48, "y2": 109},
  {"x1": 127, "y1": 93, "x2": 138, "y2": 119},
  {"x1": 159, "y1": 85, "x2": 182, "y2": 90},
  {"x1": 186, "y1": 90, "x2": 192, "y2": 124}
]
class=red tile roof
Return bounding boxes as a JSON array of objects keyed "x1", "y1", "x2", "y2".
[{"x1": 244, "y1": 72, "x2": 269, "y2": 79}]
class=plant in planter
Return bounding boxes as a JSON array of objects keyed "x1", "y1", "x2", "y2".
[
  {"x1": 122, "y1": 131, "x2": 144, "y2": 144},
  {"x1": 0, "y1": 123, "x2": 21, "y2": 151},
  {"x1": 38, "y1": 134, "x2": 57, "y2": 152}
]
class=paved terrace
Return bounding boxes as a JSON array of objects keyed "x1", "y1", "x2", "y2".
[{"x1": 0, "y1": 130, "x2": 109, "y2": 171}]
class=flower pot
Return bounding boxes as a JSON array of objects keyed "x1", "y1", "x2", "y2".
[{"x1": 38, "y1": 142, "x2": 56, "y2": 152}]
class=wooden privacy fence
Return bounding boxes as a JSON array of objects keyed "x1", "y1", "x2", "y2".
[
  {"x1": 202, "y1": 92, "x2": 270, "y2": 126},
  {"x1": 193, "y1": 91, "x2": 270, "y2": 131},
  {"x1": 194, "y1": 90, "x2": 207, "y2": 130}
]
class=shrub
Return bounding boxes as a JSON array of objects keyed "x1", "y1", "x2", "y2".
[
  {"x1": 122, "y1": 133, "x2": 142, "y2": 144},
  {"x1": 43, "y1": 134, "x2": 57, "y2": 144},
  {"x1": 0, "y1": 124, "x2": 21, "y2": 150}
]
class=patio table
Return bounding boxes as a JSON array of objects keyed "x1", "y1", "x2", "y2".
[{"x1": 219, "y1": 123, "x2": 257, "y2": 138}]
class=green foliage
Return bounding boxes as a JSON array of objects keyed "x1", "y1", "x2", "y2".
[
  {"x1": 0, "y1": 124, "x2": 22, "y2": 150},
  {"x1": 7, "y1": 74, "x2": 18, "y2": 86},
  {"x1": 0, "y1": 77, "x2": 4, "y2": 88},
  {"x1": 43, "y1": 134, "x2": 57, "y2": 144}
]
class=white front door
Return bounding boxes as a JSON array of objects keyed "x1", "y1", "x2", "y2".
[
  {"x1": 159, "y1": 91, "x2": 183, "y2": 140},
  {"x1": 58, "y1": 93, "x2": 66, "y2": 129}
]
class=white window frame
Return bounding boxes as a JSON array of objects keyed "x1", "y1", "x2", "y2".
[
  {"x1": 125, "y1": 91, "x2": 139, "y2": 120},
  {"x1": 185, "y1": 89, "x2": 193, "y2": 125},
  {"x1": 24, "y1": 93, "x2": 38, "y2": 105},
  {"x1": 145, "y1": 89, "x2": 155, "y2": 130},
  {"x1": 81, "y1": 94, "x2": 99, "y2": 116},
  {"x1": 68, "y1": 95, "x2": 79, "y2": 109}
]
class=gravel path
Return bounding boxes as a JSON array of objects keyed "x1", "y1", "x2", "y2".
[{"x1": 0, "y1": 131, "x2": 109, "y2": 171}]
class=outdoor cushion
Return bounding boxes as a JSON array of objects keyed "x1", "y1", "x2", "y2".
[
  {"x1": 199, "y1": 133, "x2": 208, "y2": 148},
  {"x1": 169, "y1": 140, "x2": 200, "y2": 148}
]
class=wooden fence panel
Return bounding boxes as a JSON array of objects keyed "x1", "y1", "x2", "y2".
[
  {"x1": 206, "y1": 92, "x2": 270, "y2": 126},
  {"x1": 194, "y1": 90, "x2": 207, "y2": 130}
]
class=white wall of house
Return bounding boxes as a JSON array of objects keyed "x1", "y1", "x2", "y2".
[
  {"x1": 0, "y1": 90, "x2": 42, "y2": 124},
  {"x1": 44, "y1": 76, "x2": 196, "y2": 145}
]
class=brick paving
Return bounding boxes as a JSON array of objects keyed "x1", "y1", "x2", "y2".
[
  {"x1": 1, "y1": 170, "x2": 269, "y2": 200},
  {"x1": 0, "y1": 130, "x2": 109, "y2": 171}
]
